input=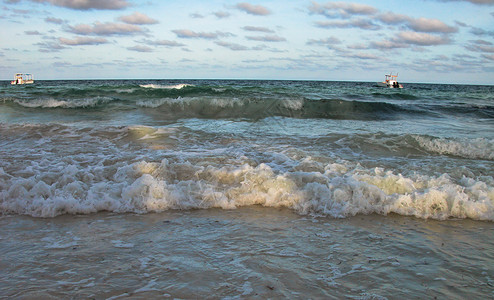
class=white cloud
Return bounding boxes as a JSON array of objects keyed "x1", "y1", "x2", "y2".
[
  {"x1": 370, "y1": 40, "x2": 409, "y2": 49},
  {"x1": 213, "y1": 11, "x2": 230, "y2": 19},
  {"x1": 376, "y1": 12, "x2": 410, "y2": 24},
  {"x1": 44, "y1": 17, "x2": 64, "y2": 24},
  {"x1": 25, "y1": 30, "x2": 42, "y2": 35},
  {"x1": 309, "y1": 2, "x2": 378, "y2": 18},
  {"x1": 143, "y1": 39, "x2": 185, "y2": 47},
  {"x1": 235, "y1": 2, "x2": 271, "y2": 16},
  {"x1": 52, "y1": 61, "x2": 72, "y2": 67},
  {"x1": 59, "y1": 36, "x2": 108, "y2": 45},
  {"x1": 246, "y1": 35, "x2": 286, "y2": 42},
  {"x1": 470, "y1": 27, "x2": 494, "y2": 37},
  {"x1": 435, "y1": 0, "x2": 494, "y2": 4},
  {"x1": 242, "y1": 26, "x2": 274, "y2": 33},
  {"x1": 215, "y1": 41, "x2": 250, "y2": 51},
  {"x1": 394, "y1": 31, "x2": 452, "y2": 46},
  {"x1": 127, "y1": 45, "x2": 153, "y2": 52},
  {"x1": 32, "y1": 0, "x2": 129, "y2": 10},
  {"x1": 316, "y1": 18, "x2": 381, "y2": 30},
  {"x1": 310, "y1": 3, "x2": 457, "y2": 34},
  {"x1": 172, "y1": 29, "x2": 233, "y2": 39},
  {"x1": 408, "y1": 17, "x2": 457, "y2": 33},
  {"x1": 465, "y1": 40, "x2": 494, "y2": 52},
  {"x1": 67, "y1": 22, "x2": 146, "y2": 36},
  {"x1": 307, "y1": 37, "x2": 342, "y2": 51},
  {"x1": 119, "y1": 12, "x2": 158, "y2": 25},
  {"x1": 35, "y1": 40, "x2": 66, "y2": 52},
  {"x1": 307, "y1": 37, "x2": 341, "y2": 45}
]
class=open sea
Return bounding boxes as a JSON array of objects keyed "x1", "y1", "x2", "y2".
[{"x1": 1, "y1": 79, "x2": 493, "y2": 298}]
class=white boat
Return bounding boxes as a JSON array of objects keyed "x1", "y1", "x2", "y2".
[
  {"x1": 11, "y1": 73, "x2": 34, "y2": 85},
  {"x1": 377, "y1": 73, "x2": 403, "y2": 88}
]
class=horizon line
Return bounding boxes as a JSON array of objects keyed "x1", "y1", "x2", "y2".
[{"x1": 2, "y1": 77, "x2": 493, "y2": 86}]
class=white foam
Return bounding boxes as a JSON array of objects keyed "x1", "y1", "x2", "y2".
[
  {"x1": 413, "y1": 135, "x2": 494, "y2": 160},
  {"x1": 1, "y1": 157, "x2": 493, "y2": 220},
  {"x1": 136, "y1": 96, "x2": 244, "y2": 109},
  {"x1": 15, "y1": 97, "x2": 111, "y2": 108},
  {"x1": 116, "y1": 88, "x2": 136, "y2": 93},
  {"x1": 280, "y1": 99, "x2": 304, "y2": 110},
  {"x1": 1, "y1": 127, "x2": 493, "y2": 220},
  {"x1": 139, "y1": 83, "x2": 192, "y2": 89}
]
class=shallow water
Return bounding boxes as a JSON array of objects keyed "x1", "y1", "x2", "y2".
[{"x1": 1, "y1": 207, "x2": 493, "y2": 299}]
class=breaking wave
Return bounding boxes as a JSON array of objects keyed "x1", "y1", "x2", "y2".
[
  {"x1": 0, "y1": 124, "x2": 492, "y2": 220},
  {"x1": 139, "y1": 83, "x2": 193, "y2": 89},
  {"x1": 412, "y1": 135, "x2": 494, "y2": 160},
  {"x1": 1, "y1": 157, "x2": 492, "y2": 220},
  {"x1": 135, "y1": 97, "x2": 421, "y2": 120},
  {"x1": 12, "y1": 96, "x2": 114, "y2": 108}
]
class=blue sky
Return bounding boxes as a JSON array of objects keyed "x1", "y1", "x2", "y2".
[{"x1": 1, "y1": 0, "x2": 494, "y2": 84}]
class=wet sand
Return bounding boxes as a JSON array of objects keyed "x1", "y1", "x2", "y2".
[{"x1": 1, "y1": 207, "x2": 493, "y2": 299}]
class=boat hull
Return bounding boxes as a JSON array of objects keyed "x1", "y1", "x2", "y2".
[
  {"x1": 376, "y1": 82, "x2": 403, "y2": 88},
  {"x1": 11, "y1": 80, "x2": 34, "y2": 85}
]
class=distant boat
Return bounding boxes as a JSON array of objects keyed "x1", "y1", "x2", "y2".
[
  {"x1": 11, "y1": 73, "x2": 34, "y2": 85},
  {"x1": 377, "y1": 73, "x2": 403, "y2": 88}
]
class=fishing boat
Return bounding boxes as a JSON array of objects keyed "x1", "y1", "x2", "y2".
[
  {"x1": 377, "y1": 73, "x2": 403, "y2": 88},
  {"x1": 11, "y1": 73, "x2": 34, "y2": 85}
]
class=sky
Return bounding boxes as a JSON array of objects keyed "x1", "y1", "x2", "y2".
[{"x1": 1, "y1": 0, "x2": 494, "y2": 84}]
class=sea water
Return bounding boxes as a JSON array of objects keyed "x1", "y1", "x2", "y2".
[{"x1": 0, "y1": 80, "x2": 493, "y2": 298}]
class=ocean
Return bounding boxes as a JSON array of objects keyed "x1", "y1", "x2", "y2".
[{"x1": 1, "y1": 80, "x2": 493, "y2": 298}]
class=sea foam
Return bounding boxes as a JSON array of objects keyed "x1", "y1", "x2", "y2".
[
  {"x1": 1, "y1": 155, "x2": 492, "y2": 220},
  {"x1": 413, "y1": 135, "x2": 494, "y2": 160},
  {"x1": 14, "y1": 97, "x2": 112, "y2": 108},
  {"x1": 139, "y1": 83, "x2": 192, "y2": 89}
]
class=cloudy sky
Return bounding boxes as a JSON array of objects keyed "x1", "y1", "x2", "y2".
[{"x1": 1, "y1": 0, "x2": 493, "y2": 83}]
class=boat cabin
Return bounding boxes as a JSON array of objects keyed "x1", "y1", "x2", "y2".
[
  {"x1": 377, "y1": 73, "x2": 403, "y2": 88},
  {"x1": 11, "y1": 73, "x2": 34, "y2": 85}
]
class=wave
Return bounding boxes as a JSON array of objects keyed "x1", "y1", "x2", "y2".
[
  {"x1": 412, "y1": 135, "x2": 494, "y2": 160},
  {"x1": 135, "y1": 97, "x2": 421, "y2": 120},
  {"x1": 371, "y1": 92, "x2": 419, "y2": 100},
  {"x1": 139, "y1": 83, "x2": 193, "y2": 89},
  {"x1": 0, "y1": 123, "x2": 492, "y2": 220},
  {"x1": 12, "y1": 96, "x2": 114, "y2": 108},
  {"x1": 334, "y1": 133, "x2": 494, "y2": 161},
  {"x1": 433, "y1": 104, "x2": 494, "y2": 119},
  {"x1": 1, "y1": 157, "x2": 492, "y2": 220},
  {"x1": 7, "y1": 95, "x2": 491, "y2": 121},
  {"x1": 3, "y1": 80, "x2": 492, "y2": 121}
]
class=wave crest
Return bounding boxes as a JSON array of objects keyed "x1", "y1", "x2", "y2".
[
  {"x1": 139, "y1": 83, "x2": 192, "y2": 89},
  {"x1": 14, "y1": 97, "x2": 112, "y2": 108},
  {"x1": 1, "y1": 158, "x2": 492, "y2": 220},
  {"x1": 413, "y1": 135, "x2": 494, "y2": 160}
]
